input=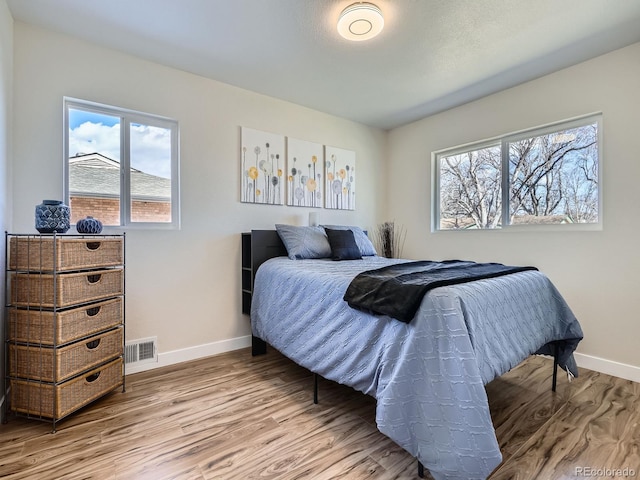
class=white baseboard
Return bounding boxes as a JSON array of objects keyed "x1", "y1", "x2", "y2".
[
  {"x1": 575, "y1": 352, "x2": 640, "y2": 383},
  {"x1": 125, "y1": 335, "x2": 252, "y2": 375},
  {"x1": 123, "y1": 336, "x2": 640, "y2": 385}
]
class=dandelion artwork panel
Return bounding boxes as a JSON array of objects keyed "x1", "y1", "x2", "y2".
[
  {"x1": 325, "y1": 146, "x2": 356, "y2": 210},
  {"x1": 287, "y1": 137, "x2": 323, "y2": 208},
  {"x1": 241, "y1": 127, "x2": 285, "y2": 205}
]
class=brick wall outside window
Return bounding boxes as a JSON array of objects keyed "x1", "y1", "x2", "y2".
[{"x1": 71, "y1": 196, "x2": 171, "y2": 225}]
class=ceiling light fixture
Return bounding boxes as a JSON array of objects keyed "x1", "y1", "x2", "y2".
[{"x1": 337, "y1": 2, "x2": 384, "y2": 41}]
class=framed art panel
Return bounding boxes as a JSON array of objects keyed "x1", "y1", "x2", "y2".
[
  {"x1": 241, "y1": 127, "x2": 285, "y2": 205},
  {"x1": 286, "y1": 137, "x2": 323, "y2": 208},
  {"x1": 325, "y1": 146, "x2": 356, "y2": 210}
]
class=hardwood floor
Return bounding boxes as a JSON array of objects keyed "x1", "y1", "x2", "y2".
[{"x1": 1, "y1": 349, "x2": 639, "y2": 479}]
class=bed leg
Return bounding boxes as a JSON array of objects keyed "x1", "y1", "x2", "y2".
[
  {"x1": 552, "y1": 342, "x2": 559, "y2": 392},
  {"x1": 252, "y1": 336, "x2": 267, "y2": 356},
  {"x1": 418, "y1": 461, "x2": 425, "y2": 478},
  {"x1": 314, "y1": 373, "x2": 319, "y2": 404}
]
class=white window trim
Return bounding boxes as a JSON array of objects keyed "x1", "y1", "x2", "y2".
[
  {"x1": 432, "y1": 113, "x2": 603, "y2": 233},
  {"x1": 63, "y1": 97, "x2": 181, "y2": 230}
]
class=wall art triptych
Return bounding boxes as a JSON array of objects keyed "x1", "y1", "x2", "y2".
[
  {"x1": 325, "y1": 146, "x2": 356, "y2": 211},
  {"x1": 240, "y1": 127, "x2": 355, "y2": 211},
  {"x1": 286, "y1": 137, "x2": 323, "y2": 208},
  {"x1": 240, "y1": 127, "x2": 285, "y2": 205}
]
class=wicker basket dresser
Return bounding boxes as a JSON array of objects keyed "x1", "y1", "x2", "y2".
[{"x1": 5, "y1": 233, "x2": 125, "y2": 431}]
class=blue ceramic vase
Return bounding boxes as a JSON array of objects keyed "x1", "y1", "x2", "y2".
[
  {"x1": 35, "y1": 200, "x2": 71, "y2": 234},
  {"x1": 76, "y1": 216, "x2": 103, "y2": 234}
]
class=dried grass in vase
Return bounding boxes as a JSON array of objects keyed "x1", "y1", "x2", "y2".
[{"x1": 374, "y1": 221, "x2": 406, "y2": 259}]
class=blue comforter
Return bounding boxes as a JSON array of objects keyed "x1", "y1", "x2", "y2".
[{"x1": 251, "y1": 256, "x2": 583, "y2": 480}]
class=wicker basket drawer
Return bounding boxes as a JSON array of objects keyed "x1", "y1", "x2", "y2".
[
  {"x1": 8, "y1": 298, "x2": 123, "y2": 345},
  {"x1": 9, "y1": 236, "x2": 123, "y2": 272},
  {"x1": 9, "y1": 328, "x2": 123, "y2": 382},
  {"x1": 11, "y1": 268, "x2": 123, "y2": 308},
  {"x1": 10, "y1": 357, "x2": 123, "y2": 419}
]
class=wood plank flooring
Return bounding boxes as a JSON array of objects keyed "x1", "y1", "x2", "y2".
[{"x1": 1, "y1": 348, "x2": 639, "y2": 479}]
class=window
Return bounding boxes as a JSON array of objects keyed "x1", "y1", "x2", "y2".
[
  {"x1": 64, "y1": 98, "x2": 180, "y2": 229},
  {"x1": 434, "y1": 114, "x2": 601, "y2": 230}
]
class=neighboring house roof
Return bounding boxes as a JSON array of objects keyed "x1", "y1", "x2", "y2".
[{"x1": 69, "y1": 153, "x2": 171, "y2": 201}]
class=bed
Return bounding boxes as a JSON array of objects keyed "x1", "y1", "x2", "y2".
[{"x1": 247, "y1": 227, "x2": 583, "y2": 480}]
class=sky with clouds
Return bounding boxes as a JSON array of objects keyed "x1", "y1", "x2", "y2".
[{"x1": 68, "y1": 109, "x2": 172, "y2": 179}]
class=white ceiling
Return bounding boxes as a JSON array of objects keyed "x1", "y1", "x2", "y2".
[{"x1": 7, "y1": 0, "x2": 640, "y2": 130}]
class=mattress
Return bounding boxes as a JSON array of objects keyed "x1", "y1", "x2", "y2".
[{"x1": 250, "y1": 256, "x2": 582, "y2": 480}]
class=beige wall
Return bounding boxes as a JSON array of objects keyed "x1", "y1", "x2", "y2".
[
  {"x1": 11, "y1": 22, "x2": 387, "y2": 362},
  {"x1": 0, "y1": 0, "x2": 13, "y2": 412},
  {"x1": 388, "y1": 43, "x2": 640, "y2": 373},
  {"x1": 9, "y1": 16, "x2": 639, "y2": 379}
]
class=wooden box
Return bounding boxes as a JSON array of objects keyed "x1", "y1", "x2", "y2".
[
  {"x1": 9, "y1": 236, "x2": 123, "y2": 272},
  {"x1": 8, "y1": 297, "x2": 123, "y2": 345},
  {"x1": 9, "y1": 357, "x2": 123, "y2": 419},
  {"x1": 9, "y1": 328, "x2": 124, "y2": 382}
]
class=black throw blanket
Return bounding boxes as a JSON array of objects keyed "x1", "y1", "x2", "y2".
[{"x1": 344, "y1": 260, "x2": 538, "y2": 323}]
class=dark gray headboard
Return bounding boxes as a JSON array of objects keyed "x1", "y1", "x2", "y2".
[
  {"x1": 249, "y1": 229, "x2": 287, "y2": 275},
  {"x1": 245, "y1": 229, "x2": 287, "y2": 355}
]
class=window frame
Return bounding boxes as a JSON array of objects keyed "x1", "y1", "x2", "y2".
[
  {"x1": 63, "y1": 97, "x2": 181, "y2": 230},
  {"x1": 432, "y1": 113, "x2": 603, "y2": 232}
]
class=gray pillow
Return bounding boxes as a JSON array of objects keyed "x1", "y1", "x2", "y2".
[
  {"x1": 275, "y1": 224, "x2": 332, "y2": 260},
  {"x1": 321, "y1": 225, "x2": 377, "y2": 256}
]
